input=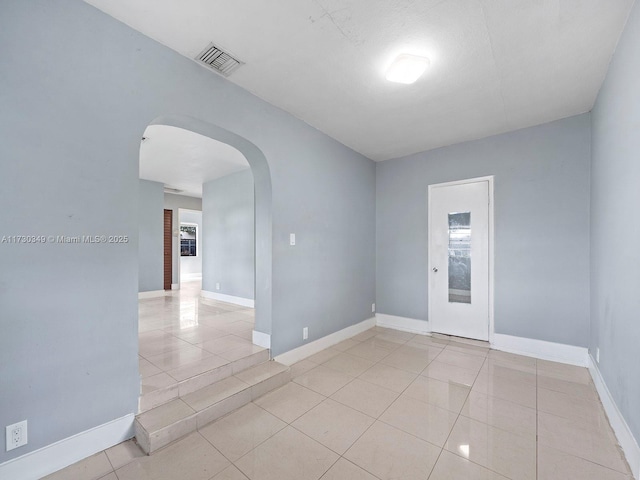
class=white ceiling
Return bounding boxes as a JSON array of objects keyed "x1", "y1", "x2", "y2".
[
  {"x1": 87, "y1": 0, "x2": 634, "y2": 161},
  {"x1": 139, "y1": 125, "x2": 249, "y2": 198}
]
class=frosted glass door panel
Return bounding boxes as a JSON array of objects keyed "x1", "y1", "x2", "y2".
[
  {"x1": 448, "y1": 212, "x2": 471, "y2": 303},
  {"x1": 429, "y1": 179, "x2": 489, "y2": 341}
]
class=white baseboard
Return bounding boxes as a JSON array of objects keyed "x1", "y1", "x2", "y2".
[
  {"x1": 275, "y1": 317, "x2": 376, "y2": 366},
  {"x1": 376, "y1": 313, "x2": 430, "y2": 335},
  {"x1": 373, "y1": 317, "x2": 589, "y2": 367},
  {"x1": 171, "y1": 283, "x2": 179, "y2": 290},
  {"x1": 138, "y1": 290, "x2": 167, "y2": 299},
  {"x1": 0, "y1": 414, "x2": 134, "y2": 480},
  {"x1": 491, "y1": 333, "x2": 588, "y2": 367},
  {"x1": 201, "y1": 290, "x2": 255, "y2": 308},
  {"x1": 589, "y1": 355, "x2": 640, "y2": 479},
  {"x1": 253, "y1": 330, "x2": 271, "y2": 349}
]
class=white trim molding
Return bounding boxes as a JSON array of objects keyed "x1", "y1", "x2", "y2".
[
  {"x1": 376, "y1": 314, "x2": 430, "y2": 335},
  {"x1": 201, "y1": 290, "x2": 255, "y2": 308},
  {"x1": 138, "y1": 290, "x2": 167, "y2": 299},
  {"x1": 589, "y1": 355, "x2": 640, "y2": 479},
  {"x1": 252, "y1": 330, "x2": 271, "y2": 349},
  {"x1": 275, "y1": 317, "x2": 376, "y2": 366},
  {"x1": 491, "y1": 333, "x2": 588, "y2": 367},
  {"x1": 0, "y1": 414, "x2": 134, "y2": 480},
  {"x1": 171, "y1": 283, "x2": 179, "y2": 290}
]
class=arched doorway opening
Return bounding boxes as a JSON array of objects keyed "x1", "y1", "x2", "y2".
[
  {"x1": 136, "y1": 115, "x2": 274, "y2": 417},
  {"x1": 147, "y1": 115, "x2": 272, "y2": 342},
  {"x1": 135, "y1": 116, "x2": 278, "y2": 453}
]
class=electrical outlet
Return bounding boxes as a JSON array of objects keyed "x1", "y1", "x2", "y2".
[
  {"x1": 215, "y1": 283, "x2": 220, "y2": 290},
  {"x1": 596, "y1": 347, "x2": 600, "y2": 363},
  {"x1": 302, "y1": 327, "x2": 308, "y2": 340},
  {"x1": 6, "y1": 420, "x2": 27, "y2": 452},
  {"x1": 289, "y1": 233, "x2": 296, "y2": 246},
  {"x1": 372, "y1": 303, "x2": 376, "y2": 313}
]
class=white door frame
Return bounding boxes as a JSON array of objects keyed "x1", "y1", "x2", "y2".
[
  {"x1": 427, "y1": 175, "x2": 495, "y2": 343},
  {"x1": 177, "y1": 208, "x2": 203, "y2": 285}
]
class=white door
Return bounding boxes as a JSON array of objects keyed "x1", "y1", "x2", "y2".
[{"x1": 429, "y1": 179, "x2": 490, "y2": 341}]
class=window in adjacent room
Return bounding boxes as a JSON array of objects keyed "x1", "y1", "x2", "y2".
[{"x1": 180, "y1": 224, "x2": 197, "y2": 256}]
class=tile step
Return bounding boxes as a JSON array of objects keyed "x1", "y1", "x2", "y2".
[
  {"x1": 139, "y1": 348, "x2": 269, "y2": 413},
  {"x1": 135, "y1": 360, "x2": 290, "y2": 454}
]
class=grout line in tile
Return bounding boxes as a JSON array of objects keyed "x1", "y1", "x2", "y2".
[
  {"x1": 424, "y1": 353, "x2": 486, "y2": 479},
  {"x1": 137, "y1": 294, "x2": 625, "y2": 480}
]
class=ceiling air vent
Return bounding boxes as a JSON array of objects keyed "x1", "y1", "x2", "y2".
[{"x1": 195, "y1": 43, "x2": 243, "y2": 77}]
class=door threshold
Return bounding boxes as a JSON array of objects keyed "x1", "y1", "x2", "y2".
[{"x1": 431, "y1": 332, "x2": 489, "y2": 348}]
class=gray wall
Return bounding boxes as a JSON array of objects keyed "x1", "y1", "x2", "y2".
[
  {"x1": 272, "y1": 136, "x2": 375, "y2": 353},
  {"x1": 138, "y1": 180, "x2": 164, "y2": 292},
  {"x1": 376, "y1": 114, "x2": 591, "y2": 347},
  {"x1": 202, "y1": 170, "x2": 255, "y2": 300},
  {"x1": 590, "y1": 0, "x2": 640, "y2": 442},
  {"x1": 0, "y1": 0, "x2": 375, "y2": 464},
  {"x1": 164, "y1": 193, "x2": 202, "y2": 285}
]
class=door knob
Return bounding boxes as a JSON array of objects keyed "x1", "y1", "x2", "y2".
[{"x1": 432, "y1": 267, "x2": 438, "y2": 272}]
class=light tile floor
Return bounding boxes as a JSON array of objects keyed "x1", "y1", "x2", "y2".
[
  {"x1": 138, "y1": 282, "x2": 263, "y2": 400},
  {"x1": 45, "y1": 319, "x2": 633, "y2": 479}
]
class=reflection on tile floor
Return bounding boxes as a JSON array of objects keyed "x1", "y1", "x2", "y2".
[
  {"x1": 137, "y1": 281, "x2": 259, "y2": 400},
  {"x1": 45, "y1": 304, "x2": 633, "y2": 479}
]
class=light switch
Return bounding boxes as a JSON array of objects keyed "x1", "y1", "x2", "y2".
[{"x1": 289, "y1": 233, "x2": 296, "y2": 246}]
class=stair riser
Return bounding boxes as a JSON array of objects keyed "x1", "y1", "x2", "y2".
[
  {"x1": 178, "y1": 363, "x2": 234, "y2": 397},
  {"x1": 138, "y1": 349, "x2": 270, "y2": 413},
  {"x1": 195, "y1": 389, "x2": 252, "y2": 430},
  {"x1": 230, "y1": 349, "x2": 270, "y2": 374},
  {"x1": 250, "y1": 370, "x2": 290, "y2": 400},
  {"x1": 136, "y1": 369, "x2": 290, "y2": 455},
  {"x1": 139, "y1": 384, "x2": 179, "y2": 413},
  {"x1": 135, "y1": 414, "x2": 197, "y2": 455}
]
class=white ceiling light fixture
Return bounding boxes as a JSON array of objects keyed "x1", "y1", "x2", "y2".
[
  {"x1": 84, "y1": 0, "x2": 635, "y2": 160},
  {"x1": 385, "y1": 54, "x2": 430, "y2": 84}
]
